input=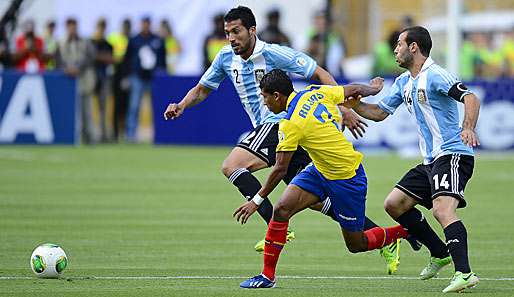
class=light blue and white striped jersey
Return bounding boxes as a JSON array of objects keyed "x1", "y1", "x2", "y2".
[
  {"x1": 378, "y1": 57, "x2": 474, "y2": 164},
  {"x1": 199, "y1": 37, "x2": 317, "y2": 127}
]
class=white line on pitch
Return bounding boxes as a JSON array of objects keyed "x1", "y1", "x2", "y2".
[{"x1": 1, "y1": 275, "x2": 513, "y2": 281}]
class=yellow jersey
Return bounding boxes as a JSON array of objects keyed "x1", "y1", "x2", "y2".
[{"x1": 276, "y1": 85, "x2": 363, "y2": 180}]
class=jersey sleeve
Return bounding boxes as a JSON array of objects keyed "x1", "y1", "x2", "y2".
[
  {"x1": 378, "y1": 76, "x2": 404, "y2": 115},
  {"x1": 268, "y1": 44, "x2": 317, "y2": 79},
  {"x1": 432, "y1": 68, "x2": 472, "y2": 102},
  {"x1": 276, "y1": 120, "x2": 302, "y2": 152},
  {"x1": 199, "y1": 50, "x2": 226, "y2": 90},
  {"x1": 323, "y1": 85, "x2": 345, "y2": 105}
]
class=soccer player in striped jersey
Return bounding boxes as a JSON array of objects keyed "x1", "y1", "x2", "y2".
[
  {"x1": 163, "y1": 6, "x2": 414, "y2": 272},
  {"x1": 349, "y1": 26, "x2": 480, "y2": 293},
  {"x1": 234, "y1": 69, "x2": 410, "y2": 289}
]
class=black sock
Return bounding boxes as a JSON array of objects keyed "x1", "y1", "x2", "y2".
[
  {"x1": 396, "y1": 208, "x2": 449, "y2": 258},
  {"x1": 229, "y1": 168, "x2": 273, "y2": 224},
  {"x1": 444, "y1": 221, "x2": 471, "y2": 273}
]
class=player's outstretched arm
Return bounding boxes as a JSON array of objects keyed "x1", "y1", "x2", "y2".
[
  {"x1": 163, "y1": 83, "x2": 212, "y2": 120},
  {"x1": 461, "y1": 93, "x2": 480, "y2": 147},
  {"x1": 339, "y1": 77, "x2": 388, "y2": 122},
  {"x1": 351, "y1": 101, "x2": 389, "y2": 122},
  {"x1": 233, "y1": 151, "x2": 294, "y2": 224},
  {"x1": 343, "y1": 77, "x2": 384, "y2": 100},
  {"x1": 311, "y1": 66, "x2": 370, "y2": 139}
]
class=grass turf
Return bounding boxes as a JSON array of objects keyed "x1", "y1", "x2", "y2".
[{"x1": 1, "y1": 145, "x2": 513, "y2": 296}]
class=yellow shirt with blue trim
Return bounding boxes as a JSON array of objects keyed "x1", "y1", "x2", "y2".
[{"x1": 276, "y1": 85, "x2": 363, "y2": 180}]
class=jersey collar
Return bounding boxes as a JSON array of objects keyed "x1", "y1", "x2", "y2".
[{"x1": 409, "y1": 56, "x2": 434, "y2": 79}]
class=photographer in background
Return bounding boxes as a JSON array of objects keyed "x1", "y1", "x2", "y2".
[{"x1": 13, "y1": 19, "x2": 46, "y2": 73}]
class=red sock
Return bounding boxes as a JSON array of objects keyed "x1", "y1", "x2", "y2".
[
  {"x1": 365, "y1": 225, "x2": 409, "y2": 250},
  {"x1": 262, "y1": 220, "x2": 288, "y2": 280}
]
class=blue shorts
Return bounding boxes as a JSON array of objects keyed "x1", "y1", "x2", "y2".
[{"x1": 290, "y1": 163, "x2": 367, "y2": 231}]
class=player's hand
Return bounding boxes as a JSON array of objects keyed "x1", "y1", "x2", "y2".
[
  {"x1": 461, "y1": 128, "x2": 480, "y2": 147},
  {"x1": 233, "y1": 201, "x2": 259, "y2": 225},
  {"x1": 163, "y1": 103, "x2": 183, "y2": 120},
  {"x1": 343, "y1": 95, "x2": 362, "y2": 109},
  {"x1": 340, "y1": 107, "x2": 368, "y2": 139},
  {"x1": 370, "y1": 77, "x2": 384, "y2": 94}
]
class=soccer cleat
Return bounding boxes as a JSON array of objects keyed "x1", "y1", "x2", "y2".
[
  {"x1": 240, "y1": 274, "x2": 275, "y2": 289},
  {"x1": 419, "y1": 256, "x2": 452, "y2": 280},
  {"x1": 380, "y1": 239, "x2": 401, "y2": 275},
  {"x1": 442, "y1": 271, "x2": 479, "y2": 293},
  {"x1": 255, "y1": 230, "x2": 295, "y2": 253},
  {"x1": 406, "y1": 235, "x2": 423, "y2": 251}
]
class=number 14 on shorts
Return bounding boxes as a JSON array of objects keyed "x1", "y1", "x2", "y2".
[{"x1": 433, "y1": 174, "x2": 449, "y2": 190}]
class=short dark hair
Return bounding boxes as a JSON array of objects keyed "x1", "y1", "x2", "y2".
[
  {"x1": 401, "y1": 26, "x2": 432, "y2": 57},
  {"x1": 224, "y1": 6, "x2": 256, "y2": 30},
  {"x1": 259, "y1": 69, "x2": 293, "y2": 96}
]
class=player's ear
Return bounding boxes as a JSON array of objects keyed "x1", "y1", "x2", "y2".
[
  {"x1": 249, "y1": 26, "x2": 256, "y2": 37},
  {"x1": 410, "y1": 42, "x2": 418, "y2": 53}
]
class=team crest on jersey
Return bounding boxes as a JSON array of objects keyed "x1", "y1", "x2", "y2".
[
  {"x1": 296, "y1": 57, "x2": 306, "y2": 67},
  {"x1": 254, "y1": 69, "x2": 265, "y2": 84},
  {"x1": 417, "y1": 89, "x2": 427, "y2": 103}
]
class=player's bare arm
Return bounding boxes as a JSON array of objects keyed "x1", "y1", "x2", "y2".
[
  {"x1": 461, "y1": 93, "x2": 480, "y2": 147},
  {"x1": 233, "y1": 151, "x2": 294, "y2": 224},
  {"x1": 342, "y1": 77, "x2": 384, "y2": 108},
  {"x1": 311, "y1": 66, "x2": 369, "y2": 139},
  {"x1": 163, "y1": 83, "x2": 212, "y2": 120},
  {"x1": 352, "y1": 101, "x2": 389, "y2": 122}
]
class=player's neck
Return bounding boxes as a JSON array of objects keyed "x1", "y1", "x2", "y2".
[
  {"x1": 240, "y1": 36, "x2": 256, "y2": 60},
  {"x1": 408, "y1": 56, "x2": 427, "y2": 78}
]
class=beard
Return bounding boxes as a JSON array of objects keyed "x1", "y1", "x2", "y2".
[{"x1": 397, "y1": 52, "x2": 414, "y2": 69}]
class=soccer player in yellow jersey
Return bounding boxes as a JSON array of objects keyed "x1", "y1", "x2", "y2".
[{"x1": 234, "y1": 69, "x2": 410, "y2": 288}]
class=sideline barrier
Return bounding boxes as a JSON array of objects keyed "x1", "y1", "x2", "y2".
[{"x1": 0, "y1": 71, "x2": 77, "y2": 144}]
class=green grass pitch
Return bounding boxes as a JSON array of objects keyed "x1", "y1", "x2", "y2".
[{"x1": 1, "y1": 145, "x2": 513, "y2": 296}]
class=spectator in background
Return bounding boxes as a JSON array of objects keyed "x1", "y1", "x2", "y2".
[
  {"x1": 56, "y1": 18, "x2": 96, "y2": 144},
  {"x1": 306, "y1": 11, "x2": 345, "y2": 77},
  {"x1": 108, "y1": 18, "x2": 132, "y2": 142},
  {"x1": 91, "y1": 18, "x2": 114, "y2": 142},
  {"x1": 471, "y1": 32, "x2": 503, "y2": 79},
  {"x1": 124, "y1": 16, "x2": 166, "y2": 142},
  {"x1": 43, "y1": 20, "x2": 57, "y2": 69},
  {"x1": 500, "y1": 28, "x2": 514, "y2": 77},
  {"x1": 13, "y1": 19, "x2": 45, "y2": 73},
  {"x1": 258, "y1": 8, "x2": 290, "y2": 46},
  {"x1": 0, "y1": 27, "x2": 10, "y2": 70},
  {"x1": 202, "y1": 13, "x2": 228, "y2": 71},
  {"x1": 159, "y1": 19, "x2": 181, "y2": 74},
  {"x1": 372, "y1": 30, "x2": 402, "y2": 77}
]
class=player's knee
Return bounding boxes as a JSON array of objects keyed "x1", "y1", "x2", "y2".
[
  {"x1": 384, "y1": 198, "x2": 400, "y2": 217},
  {"x1": 221, "y1": 161, "x2": 233, "y2": 178},
  {"x1": 431, "y1": 205, "x2": 453, "y2": 224},
  {"x1": 273, "y1": 204, "x2": 293, "y2": 221}
]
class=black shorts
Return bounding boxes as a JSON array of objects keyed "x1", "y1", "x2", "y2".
[
  {"x1": 237, "y1": 123, "x2": 311, "y2": 184},
  {"x1": 395, "y1": 154, "x2": 474, "y2": 209}
]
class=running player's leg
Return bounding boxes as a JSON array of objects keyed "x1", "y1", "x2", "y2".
[
  {"x1": 222, "y1": 124, "x2": 277, "y2": 224},
  {"x1": 428, "y1": 154, "x2": 478, "y2": 292},
  {"x1": 385, "y1": 166, "x2": 450, "y2": 259}
]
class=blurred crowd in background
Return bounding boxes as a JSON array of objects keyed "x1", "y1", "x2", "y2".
[{"x1": 0, "y1": 4, "x2": 513, "y2": 144}]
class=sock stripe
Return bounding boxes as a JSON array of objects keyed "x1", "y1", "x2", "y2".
[{"x1": 228, "y1": 168, "x2": 248, "y2": 183}]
